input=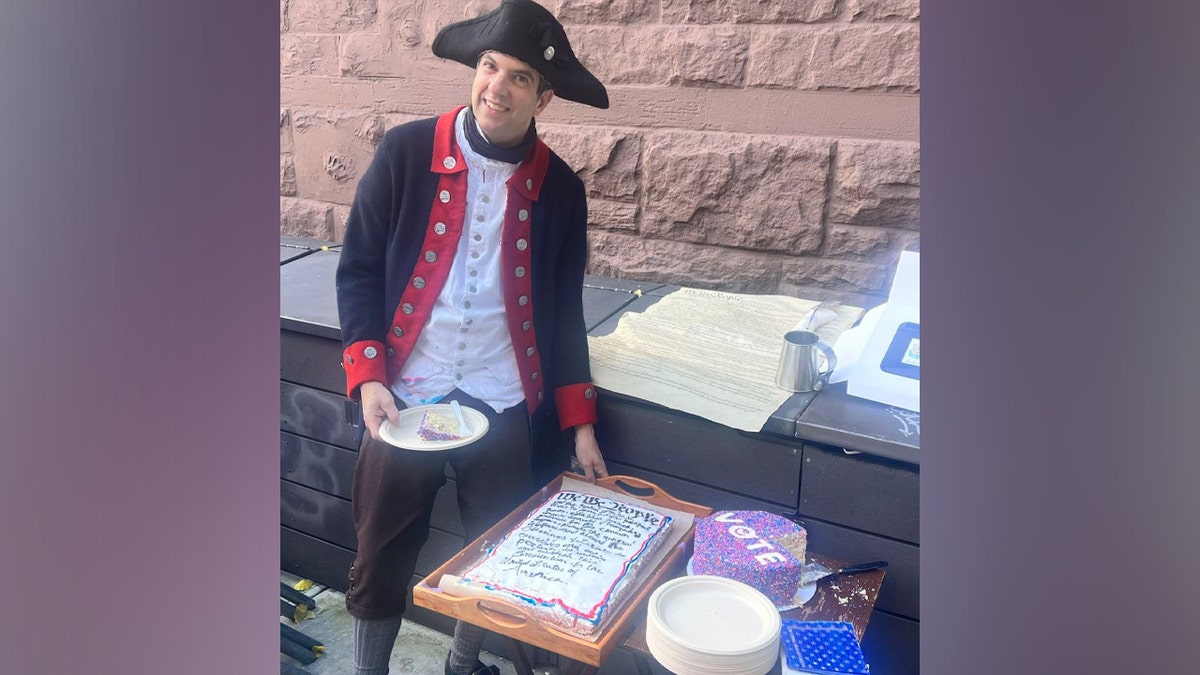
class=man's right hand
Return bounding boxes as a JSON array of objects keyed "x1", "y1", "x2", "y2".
[{"x1": 359, "y1": 381, "x2": 400, "y2": 441}]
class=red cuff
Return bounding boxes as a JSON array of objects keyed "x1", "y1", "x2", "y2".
[
  {"x1": 343, "y1": 340, "x2": 388, "y2": 400},
  {"x1": 554, "y1": 382, "x2": 599, "y2": 430}
]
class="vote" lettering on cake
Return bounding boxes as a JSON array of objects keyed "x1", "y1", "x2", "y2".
[
  {"x1": 714, "y1": 512, "x2": 796, "y2": 565},
  {"x1": 692, "y1": 510, "x2": 808, "y2": 608}
]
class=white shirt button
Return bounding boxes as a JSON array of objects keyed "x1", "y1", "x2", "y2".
[
  {"x1": 518, "y1": 209, "x2": 528, "y2": 222},
  {"x1": 516, "y1": 238, "x2": 528, "y2": 251},
  {"x1": 439, "y1": 190, "x2": 451, "y2": 203},
  {"x1": 434, "y1": 222, "x2": 447, "y2": 235},
  {"x1": 364, "y1": 347, "x2": 377, "y2": 358},
  {"x1": 443, "y1": 156, "x2": 456, "y2": 169}
]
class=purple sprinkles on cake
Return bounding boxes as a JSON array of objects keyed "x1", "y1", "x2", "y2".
[{"x1": 692, "y1": 510, "x2": 807, "y2": 607}]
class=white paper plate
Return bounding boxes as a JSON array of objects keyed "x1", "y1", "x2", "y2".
[
  {"x1": 686, "y1": 556, "x2": 817, "y2": 610},
  {"x1": 646, "y1": 624, "x2": 778, "y2": 675},
  {"x1": 648, "y1": 575, "x2": 781, "y2": 656},
  {"x1": 378, "y1": 403, "x2": 489, "y2": 451}
]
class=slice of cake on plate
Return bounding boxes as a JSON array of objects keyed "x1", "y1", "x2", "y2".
[
  {"x1": 416, "y1": 409, "x2": 465, "y2": 441},
  {"x1": 692, "y1": 510, "x2": 807, "y2": 608},
  {"x1": 441, "y1": 490, "x2": 674, "y2": 636}
]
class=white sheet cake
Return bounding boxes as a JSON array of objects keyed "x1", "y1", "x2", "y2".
[{"x1": 447, "y1": 490, "x2": 674, "y2": 635}]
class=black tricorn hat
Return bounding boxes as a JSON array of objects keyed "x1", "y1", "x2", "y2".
[{"x1": 431, "y1": 0, "x2": 609, "y2": 109}]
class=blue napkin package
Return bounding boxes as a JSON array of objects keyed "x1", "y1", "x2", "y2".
[{"x1": 780, "y1": 619, "x2": 869, "y2": 675}]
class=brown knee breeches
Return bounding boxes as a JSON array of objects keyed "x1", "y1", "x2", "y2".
[{"x1": 345, "y1": 390, "x2": 535, "y2": 620}]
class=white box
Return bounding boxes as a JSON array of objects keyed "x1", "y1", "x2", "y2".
[{"x1": 844, "y1": 251, "x2": 920, "y2": 412}]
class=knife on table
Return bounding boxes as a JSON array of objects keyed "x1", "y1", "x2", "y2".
[{"x1": 800, "y1": 560, "x2": 888, "y2": 586}]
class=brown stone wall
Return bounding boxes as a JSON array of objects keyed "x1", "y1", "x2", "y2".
[{"x1": 281, "y1": 0, "x2": 920, "y2": 306}]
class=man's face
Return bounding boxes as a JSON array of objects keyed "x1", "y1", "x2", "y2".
[{"x1": 471, "y1": 51, "x2": 554, "y2": 147}]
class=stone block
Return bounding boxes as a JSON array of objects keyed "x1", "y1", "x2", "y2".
[
  {"x1": 848, "y1": 0, "x2": 921, "y2": 22},
  {"x1": 331, "y1": 204, "x2": 352, "y2": 242},
  {"x1": 587, "y1": 199, "x2": 638, "y2": 233},
  {"x1": 290, "y1": 110, "x2": 385, "y2": 204},
  {"x1": 281, "y1": 197, "x2": 334, "y2": 239},
  {"x1": 826, "y1": 224, "x2": 920, "y2": 260},
  {"x1": 662, "y1": 0, "x2": 838, "y2": 23},
  {"x1": 340, "y1": 32, "x2": 448, "y2": 79},
  {"x1": 383, "y1": 0, "x2": 430, "y2": 48},
  {"x1": 807, "y1": 24, "x2": 920, "y2": 91},
  {"x1": 780, "y1": 258, "x2": 891, "y2": 294},
  {"x1": 422, "y1": 0, "x2": 501, "y2": 43},
  {"x1": 830, "y1": 140, "x2": 920, "y2": 229},
  {"x1": 284, "y1": 0, "x2": 378, "y2": 32},
  {"x1": 540, "y1": 126, "x2": 642, "y2": 201},
  {"x1": 553, "y1": 0, "x2": 658, "y2": 23},
  {"x1": 280, "y1": 109, "x2": 294, "y2": 154},
  {"x1": 588, "y1": 232, "x2": 781, "y2": 293},
  {"x1": 747, "y1": 28, "x2": 818, "y2": 88},
  {"x1": 775, "y1": 281, "x2": 883, "y2": 310},
  {"x1": 339, "y1": 0, "x2": 467, "y2": 78},
  {"x1": 281, "y1": 34, "x2": 340, "y2": 77},
  {"x1": 570, "y1": 25, "x2": 749, "y2": 86},
  {"x1": 641, "y1": 131, "x2": 831, "y2": 254},
  {"x1": 281, "y1": 155, "x2": 298, "y2": 197}
]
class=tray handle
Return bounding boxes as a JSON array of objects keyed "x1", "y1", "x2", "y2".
[
  {"x1": 595, "y1": 474, "x2": 713, "y2": 517},
  {"x1": 475, "y1": 600, "x2": 530, "y2": 628},
  {"x1": 599, "y1": 474, "x2": 658, "y2": 497}
]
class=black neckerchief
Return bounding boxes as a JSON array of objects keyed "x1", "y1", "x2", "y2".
[{"x1": 462, "y1": 106, "x2": 536, "y2": 164}]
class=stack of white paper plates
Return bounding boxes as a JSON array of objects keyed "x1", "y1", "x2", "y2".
[{"x1": 646, "y1": 575, "x2": 781, "y2": 675}]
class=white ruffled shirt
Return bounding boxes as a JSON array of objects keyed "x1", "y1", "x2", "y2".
[{"x1": 390, "y1": 108, "x2": 525, "y2": 413}]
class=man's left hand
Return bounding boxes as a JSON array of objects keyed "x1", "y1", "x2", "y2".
[{"x1": 572, "y1": 423, "x2": 607, "y2": 481}]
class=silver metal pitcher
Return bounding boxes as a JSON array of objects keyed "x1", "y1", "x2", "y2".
[{"x1": 775, "y1": 329, "x2": 838, "y2": 393}]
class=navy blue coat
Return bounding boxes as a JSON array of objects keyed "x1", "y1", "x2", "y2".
[{"x1": 335, "y1": 107, "x2": 598, "y2": 430}]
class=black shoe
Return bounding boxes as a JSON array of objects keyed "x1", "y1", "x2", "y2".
[{"x1": 444, "y1": 652, "x2": 500, "y2": 675}]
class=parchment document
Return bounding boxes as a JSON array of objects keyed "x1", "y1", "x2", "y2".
[{"x1": 587, "y1": 288, "x2": 862, "y2": 432}]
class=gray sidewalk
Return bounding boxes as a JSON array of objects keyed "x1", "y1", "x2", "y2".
[{"x1": 280, "y1": 572, "x2": 521, "y2": 675}]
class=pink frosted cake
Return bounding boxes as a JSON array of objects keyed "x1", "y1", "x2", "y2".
[
  {"x1": 692, "y1": 510, "x2": 807, "y2": 607},
  {"x1": 443, "y1": 490, "x2": 674, "y2": 635},
  {"x1": 416, "y1": 409, "x2": 464, "y2": 441}
]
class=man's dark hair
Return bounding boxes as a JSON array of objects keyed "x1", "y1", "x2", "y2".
[{"x1": 477, "y1": 50, "x2": 554, "y2": 97}]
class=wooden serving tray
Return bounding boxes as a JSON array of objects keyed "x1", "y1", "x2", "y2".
[{"x1": 412, "y1": 472, "x2": 712, "y2": 667}]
